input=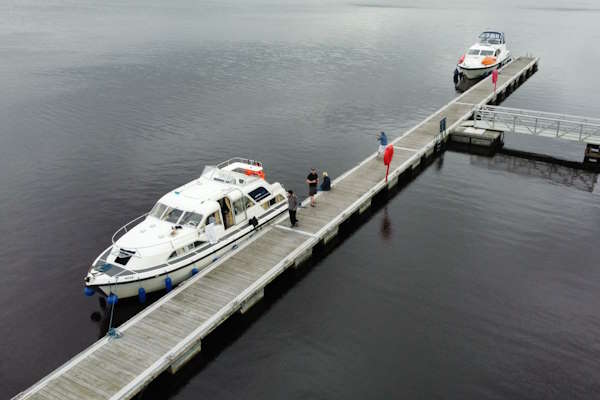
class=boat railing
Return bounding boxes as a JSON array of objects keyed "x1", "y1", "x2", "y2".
[
  {"x1": 477, "y1": 105, "x2": 600, "y2": 123},
  {"x1": 216, "y1": 157, "x2": 263, "y2": 170},
  {"x1": 112, "y1": 213, "x2": 149, "y2": 246},
  {"x1": 111, "y1": 213, "x2": 201, "y2": 256}
]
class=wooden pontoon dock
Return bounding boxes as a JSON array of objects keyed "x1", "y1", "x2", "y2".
[{"x1": 13, "y1": 56, "x2": 539, "y2": 400}]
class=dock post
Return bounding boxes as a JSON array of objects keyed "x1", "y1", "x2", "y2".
[
  {"x1": 358, "y1": 199, "x2": 371, "y2": 214},
  {"x1": 240, "y1": 289, "x2": 264, "y2": 314},
  {"x1": 293, "y1": 247, "x2": 313, "y2": 268},
  {"x1": 323, "y1": 227, "x2": 339, "y2": 245},
  {"x1": 584, "y1": 143, "x2": 600, "y2": 169},
  {"x1": 169, "y1": 341, "x2": 202, "y2": 374}
]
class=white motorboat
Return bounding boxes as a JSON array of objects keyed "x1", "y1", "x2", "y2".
[
  {"x1": 456, "y1": 31, "x2": 511, "y2": 80},
  {"x1": 84, "y1": 158, "x2": 288, "y2": 300}
]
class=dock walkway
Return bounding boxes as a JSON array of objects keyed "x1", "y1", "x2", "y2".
[{"x1": 14, "y1": 56, "x2": 538, "y2": 400}]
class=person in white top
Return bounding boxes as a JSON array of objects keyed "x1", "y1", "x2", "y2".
[{"x1": 205, "y1": 215, "x2": 218, "y2": 244}]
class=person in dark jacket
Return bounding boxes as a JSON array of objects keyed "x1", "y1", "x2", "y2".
[
  {"x1": 320, "y1": 171, "x2": 331, "y2": 191},
  {"x1": 306, "y1": 168, "x2": 318, "y2": 207},
  {"x1": 287, "y1": 190, "x2": 298, "y2": 227}
]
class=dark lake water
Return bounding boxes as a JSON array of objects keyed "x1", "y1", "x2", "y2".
[{"x1": 1, "y1": 0, "x2": 599, "y2": 398}]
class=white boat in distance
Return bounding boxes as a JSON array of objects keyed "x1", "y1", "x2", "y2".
[
  {"x1": 85, "y1": 158, "x2": 288, "y2": 300},
  {"x1": 457, "y1": 31, "x2": 511, "y2": 79}
]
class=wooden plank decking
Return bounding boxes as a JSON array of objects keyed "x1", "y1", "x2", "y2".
[{"x1": 14, "y1": 56, "x2": 539, "y2": 400}]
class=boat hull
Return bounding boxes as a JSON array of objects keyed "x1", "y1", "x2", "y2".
[
  {"x1": 92, "y1": 236, "x2": 245, "y2": 298},
  {"x1": 89, "y1": 206, "x2": 287, "y2": 299},
  {"x1": 458, "y1": 63, "x2": 498, "y2": 79},
  {"x1": 457, "y1": 57, "x2": 511, "y2": 80}
]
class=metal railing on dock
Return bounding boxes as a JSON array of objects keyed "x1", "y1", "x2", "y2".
[{"x1": 474, "y1": 105, "x2": 600, "y2": 144}]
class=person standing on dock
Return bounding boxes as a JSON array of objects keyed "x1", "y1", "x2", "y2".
[
  {"x1": 287, "y1": 190, "x2": 298, "y2": 227},
  {"x1": 320, "y1": 171, "x2": 331, "y2": 191},
  {"x1": 306, "y1": 168, "x2": 318, "y2": 207},
  {"x1": 377, "y1": 131, "x2": 388, "y2": 159}
]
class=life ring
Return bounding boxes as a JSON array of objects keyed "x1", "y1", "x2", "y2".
[
  {"x1": 482, "y1": 56, "x2": 496, "y2": 66},
  {"x1": 244, "y1": 169, "x2": 265, "y2": 179}
]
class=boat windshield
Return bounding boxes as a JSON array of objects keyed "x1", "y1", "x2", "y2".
[
  {"x1": 479, "y1": 31, "x2": 503, "y2": 44},
  {"x1": 179, "y1": 212, "x2": 203, "y2": 228},
  {"x1": 148, "y1": 203, "x2": 187, "y2": 223},
  {"x1": 468, "y1": 49, "x2": 480, "y2": 55},
  {"x1": 480, "y1": 50, "x2": 494, "y2": 56},
  {"x1": 149, "y1": 203, "x2": 168, "y2": 219},
  {"x1": 163, "y1": 207, "x2": 184, "y2": 224}
]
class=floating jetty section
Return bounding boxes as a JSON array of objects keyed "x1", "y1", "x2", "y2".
[{"x1": 14, "y1": 56, "x2": 538, "y2": 400}]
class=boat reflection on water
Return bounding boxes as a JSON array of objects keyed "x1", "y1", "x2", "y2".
[
  {"x1": 469, "y1": 154, "x2": 598, "y2": 193},
  {"x1": 454, "y1": 75, "x2": 483, "y2": 92},
  {"x1": 89, "y1": 290, "x2": 163, "y2": 339}
]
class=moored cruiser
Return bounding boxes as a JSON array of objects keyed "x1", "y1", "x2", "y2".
[
  {"x1": 456, "y1": 31, "x2": 511, "y2": 80},
  {"x1": 84, "y1": 158, "x2": 288, "y2": 300}
]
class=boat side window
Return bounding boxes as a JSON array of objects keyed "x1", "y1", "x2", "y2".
[
  {"x1": 168, "y1": 241, "x2": 207, "y2": 260},
  {"x1": 248, "y1": 187, "x2": 270, "y2": 202},
  {"x1": 495, "y1": 49, "x2": 500, "y2": 57},
  {"x1": 232, "y1": 199, "x2": 246, "y2": 216},
  {"x1": 268, "y1": 194, "x2": 285, "y2": 206},
  {"x1": 163, "y1": 208, "x2": 183, "y2": 223},
  {"x1": 149, "y1": 203, "x2": 167, "y2": 219},
  {"x1": 468, "y1": 49, "x2": 480, "y2": 55},
  {"x1": 179, "y1": 212, "x2": 203, "y2": 228},
  {"x1": 243, "y1": 196, "x2": 254, "y2": 209}
]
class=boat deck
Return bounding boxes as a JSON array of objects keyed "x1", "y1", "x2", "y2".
[{"x1": 13, "y1": 56, "x2": 539, "y2": 400}]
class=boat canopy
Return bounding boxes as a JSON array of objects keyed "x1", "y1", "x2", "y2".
[
  {"x1": 479, "y1": 31, "x2": 505, "y2": 44},
  {"x1": 201, "y1": 165, "x2": 258, "y2": 186}
]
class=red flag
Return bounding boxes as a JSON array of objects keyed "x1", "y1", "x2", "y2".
[
  {"x1": 492, "y1": 69, "x2": 498, "y2": 93},
  {"x1": 383, "y1": 145, "x2": 394, "y2": 182}
]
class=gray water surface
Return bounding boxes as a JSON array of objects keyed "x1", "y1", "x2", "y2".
[{"x1": 1, "y1": 0, "x2": 599, "y2": 398}]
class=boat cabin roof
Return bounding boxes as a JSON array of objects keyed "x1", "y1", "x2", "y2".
[
  {"x1": 154, "y1": 162, "x2": 269, "y2": 214},
  {"x1": 159, "y1": 176, "x2": 256, "y2": 208}
]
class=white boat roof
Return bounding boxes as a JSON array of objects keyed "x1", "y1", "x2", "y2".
[
  {"x1": 159, "y1": 182, "x2": 222, "y2": 215},
  {"x1": 157, "y1": 165, "x2": 264, "y2": 213}
]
